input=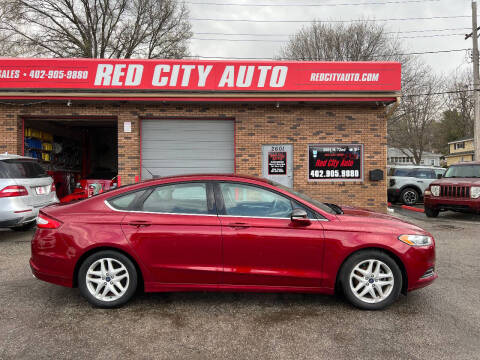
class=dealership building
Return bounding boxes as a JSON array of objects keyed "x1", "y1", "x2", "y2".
[{"x1": 0, "y1": 58, "x2": 400, "y2": 212}]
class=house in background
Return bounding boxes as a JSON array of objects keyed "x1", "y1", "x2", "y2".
[
  {"x1": 445, "y1": 137, "x2": 475, "y2": 166},
  {"x1": 387, "y1": 147, "x2": 443, "y2": 167}
]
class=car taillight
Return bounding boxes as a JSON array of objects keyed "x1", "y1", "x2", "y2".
[
  {"x1": 36, "y1": 213, "x2": 62, "y2": 229},
  {"x1": 0, "y1": 185, "x2": 28, "y2": 198},
  {"x1": 51, "y1": 183, "x2": 56, "y2": 193}
]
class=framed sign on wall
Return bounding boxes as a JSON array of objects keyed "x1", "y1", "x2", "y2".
[{"x1": 308, "y1": 144, "x2": 363, "y2": 181}]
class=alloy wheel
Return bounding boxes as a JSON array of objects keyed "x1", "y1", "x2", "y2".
[
  {"x1": 85, "y1": 258, "x2": 130, "y2": 302},
  {"x1": 402, "y1": 190, "x2": 418, "y2": 205},
  {"x1": 349, "y1": 259, "x2": 394, "y2": 304}
]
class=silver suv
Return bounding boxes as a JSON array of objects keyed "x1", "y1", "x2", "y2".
[
  {"x1": 388, "y1": 165, "x2": 445, "y2": 205},
  {"x1": 0, "y1": 154, "x2": 58, "y2": 230}
]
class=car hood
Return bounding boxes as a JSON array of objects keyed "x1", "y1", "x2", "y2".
[
  {"x1": 336, "y1": 205, "x2": 429, "y2": 234},
  {"x1": 430, "y1": 178, "x2": 480, "y2": 186}
]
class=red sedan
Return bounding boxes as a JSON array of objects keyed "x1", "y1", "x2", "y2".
[{"x1": 30, "y1": 174, "x2": 436, "y2": 310}]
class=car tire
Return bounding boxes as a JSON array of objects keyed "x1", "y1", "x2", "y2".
[
  {"x1": 10, "y1": 221, "x2": 36, "y2": 231},
  {"x1": 400, "y1": 187, "x2": 419, "y2": 205},
  {"x1": 340, "y1": 250, "x2": 402, "y2": 310},
  {"x1": 425, "y1": 207, "x2": 439, "y2": 218},
  {"x1": 78, "y1": 250, "x2": 138, "y2": 308}
]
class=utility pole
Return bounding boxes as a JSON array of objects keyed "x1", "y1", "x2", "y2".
[{"x1": 472, "y1": 0, "x2": 480, "y2": 160}]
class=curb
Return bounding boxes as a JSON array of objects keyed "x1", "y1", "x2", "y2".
[{"x1": 401, "y1": 205, "x2": 425, "y2": 213}]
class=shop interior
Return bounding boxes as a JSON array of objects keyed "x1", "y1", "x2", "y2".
[{"x1": 23, "y1": 118, "x2": 118, "y2": 200}]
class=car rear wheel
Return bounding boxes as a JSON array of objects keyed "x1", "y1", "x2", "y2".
[
  {"x1": 340, "y1": 250, "x2": 402, "y2": 310},
  {"x1": 78, "y1": 250, "x2": 137, "y2": 308},
  {"x1": 400, "y1": 187, "x2": 419, "y2": 205},
  {"x1": 425, "y1": 207, "x2": 439, "y2": 218}
]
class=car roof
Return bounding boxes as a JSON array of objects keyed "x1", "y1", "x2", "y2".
[
  {"x1": 139, "y1": 173, "x2": 271, "y2": 184},
  {"x1": 388, "y1": 165, "x2": 443, "y2": 169},
  {"x1": 0, "y1": 153, "x2": 35, "y2": 161},
  {"x1": 448, "y1": 161, "x2": 480, "y2": 166}
]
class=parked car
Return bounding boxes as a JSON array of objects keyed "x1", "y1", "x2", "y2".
[
  {"x1": 424, "y1": 161, "x2": 480, "y2": 217},
  {"x1": 31, "y1": 174, "x2": 437, "y2": 310},
  {"x1": 388, "y1": 165, "x2": 446, "y2": 205},
  {"x1": 0, "y1": 154, "x2": 58, "y2": 230}
]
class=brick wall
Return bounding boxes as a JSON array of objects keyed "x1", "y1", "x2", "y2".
[{"x1": 0, "y1": 101, "x2": 387, "y2": 212}]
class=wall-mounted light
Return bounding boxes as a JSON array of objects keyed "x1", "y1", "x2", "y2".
[
  {"x1": 275, "y1": 101, "x2": 280, "y2": 109},
  {"x1": 67, "y1": 100, "x2": 72, "y2": 107}
]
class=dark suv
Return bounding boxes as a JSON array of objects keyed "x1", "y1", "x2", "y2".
[{"x1": 424, "y1": 161, "x2": 480, "y2": 217}]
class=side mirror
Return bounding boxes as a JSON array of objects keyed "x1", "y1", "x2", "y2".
[
  {"x1": 291, "y1": 208, "x2": 310, "y2": 224},
  {"x1": 437, "y1": 174, "x2": 443, "y2": 179}
]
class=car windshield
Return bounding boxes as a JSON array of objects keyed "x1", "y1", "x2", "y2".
[
  {"x1": 271, "y1": 181, "x2": 337, "y2": 215},
  {"x1": 444, "y1": 164, "x2": 480, "y2": 178},
  {"x1": 0, "y1": 159, "x2": 47, "y2": 179}
]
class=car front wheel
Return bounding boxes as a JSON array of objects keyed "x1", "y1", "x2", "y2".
[
  {"x1": 340, "y1": 250, "x2": 402, "y2": 310},
  {"x1": 78, "y1": 250, "x2": 137, "y2": 308},
  {"x1": 425, "y1": 207, "x2": 439, "y2": 218}
]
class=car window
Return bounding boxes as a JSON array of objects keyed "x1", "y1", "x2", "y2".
[
  {"x1": 141, "y1": 183, "x2": 209, "y2": 214},
  {"x1": 390, "y1": 168, "x2": 412, "y2": 177},
  {"x1": 411, "y1": 169, "x2": 435, "y2": 179},
  {"x1": 444, "y1": 165, "x2": 480, "y2": 178},
  {"x1": 0, "y1": 159, "x2": 47, "y2": 179},
  {"x1": 220, "y1": 183, "x2": 293, "y2": 218},
  {"x1": 107, "y1": 190, "x2": 146, "y2": 210}
]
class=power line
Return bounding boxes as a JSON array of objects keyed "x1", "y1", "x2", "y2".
[
  {"x1": 184, "y1": 48, "x2": 469, "y2": 60},
  {"x1": 193, "y1": 28, "x2": 471, "y2": 37},
  {"x1": 404, "y1": 89, "x2": 477, "y2": 97},
  {"x1": 190, "y1": 33, "x2": 466, "y2": 43},
  {"x1": 186, "y1": 0, "x2": 440, "y2": 7},
  {"x1": 190, "y1": 15, "x2": 470, "y2": 23}
]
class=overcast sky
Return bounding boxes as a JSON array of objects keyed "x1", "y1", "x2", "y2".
[{"x1": 186, "y1": 0, "x2": 473, "y2": 76}]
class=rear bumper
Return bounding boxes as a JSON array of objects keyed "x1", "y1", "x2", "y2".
[
  {"x1": 30, "y1": 227, "x2": 74, "y2": 288},
  {"x1": 424, "y1": 195, "x2": 480, "y2": 213},
  {"x1": 30, "y1": 258, "x2": 73, "y2": 287},
  {"x1": 0, "y1": 197, "x2": 59, "y2": 228}
]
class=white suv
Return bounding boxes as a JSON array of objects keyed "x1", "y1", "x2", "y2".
[
  {"x1": 388, "y1": 165, "x2": 445, "y2": 205},
  {"x1": 0, "y1": 154, "x2": 59, "y2": 230}
]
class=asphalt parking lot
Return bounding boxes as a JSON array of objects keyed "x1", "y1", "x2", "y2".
[{"x1": 1, "y1": 211, "x2": 479, "y2": 360}]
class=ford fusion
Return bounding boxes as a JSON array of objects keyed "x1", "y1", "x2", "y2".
[{"x1": 30, "y1": 175, "x2": 436, "y2": 310}]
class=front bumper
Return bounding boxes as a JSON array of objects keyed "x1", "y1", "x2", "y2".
[
  {"x1": 388, "y1": 188, "x2": 401, "y2": 201},
  {"x1": 424, "y1": 195, "x2": 480, "y2": 213},
  {"x1": 403, "y1": 242, "x2": 437, "y2": 292}
]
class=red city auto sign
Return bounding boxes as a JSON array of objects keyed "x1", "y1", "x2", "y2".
[{"x1": 0, "y1": 58, "x2": 401, "y2": 92}]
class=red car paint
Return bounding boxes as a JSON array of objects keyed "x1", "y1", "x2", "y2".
[{"x1": 30, "y1": 174, "x2": 436, "y2": 295}]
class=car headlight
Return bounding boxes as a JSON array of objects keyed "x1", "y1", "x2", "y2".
[
  {"x1": 471, "y1": 186, "x2": 480, "y2": 199},
  {"x1": 430, "y1": 185, "x2": 440, "y2": 197},
  {"x1": 398, "y1": 234, "x2": 433, "y2": 246}
]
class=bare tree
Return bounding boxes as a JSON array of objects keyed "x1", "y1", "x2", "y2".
[
  {"x1": 279, "y1": 20, "x2": 443, "y2": 165},
  {"x1": 388, "y1": 69, "x2": 445, "y2": 164},
  {"x1": 0, "y1": 1, "x2": 25, "y2": 56},
  {"x1": 279, "y1": 21, "x2": 407, "y2": 61},
  {"x1": 431, "y1": 69, "x2": 474, "y2": 154},
  {"x1": 7, "y1": 0, "x2": 192, "y2": 58}
]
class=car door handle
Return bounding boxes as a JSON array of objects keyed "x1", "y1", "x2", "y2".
[
  {"x1": 417, "y1": 180, "x2": 424, "y2": 183},
  {"x1": 128, "y1": 220, "x2": 152, "y2": 228},
  {"x1": 228, "y1": 222, "x2": 250, "y2": 229}
]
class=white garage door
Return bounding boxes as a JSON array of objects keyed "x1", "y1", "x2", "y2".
[{"x1": 141, "y1": 119, "x2": 234, "y2": 179}]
